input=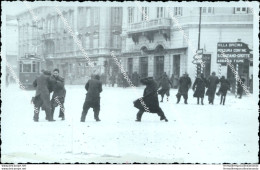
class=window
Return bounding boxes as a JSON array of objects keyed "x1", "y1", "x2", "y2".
[
  {"x1": 157, "y1": 7, "x2": 164, "y2": 18},
  {"x1": 32, "y1": 61, "x2": 36, "y2": 73},
  {"x1": 128, "y1": 7, "x2": 134, "y2": 24},
  {"x1": 56, "y1": 39, "x2": 60, "y2": 52},
  {"x1": 19, "y1": 61, "x2": 23, "y2": 72},
  {"x1": 23, "y1": 63, "x2": 31, "y2": 73},
  {"x1": 93, "y1": 38, "x2": 99, "y2": 49},
  {"x1": 141, "y1": 7, "x2": 149, "y2": 21},
  {"x1": 85, "y1": 36, "x2": 90, "y2": 49},
  {"x1": 235, "y1": 7, "x2": 248, "y2": 14},
  {"x1": 113, "y1": 7, "x2": 121, "y2": 25},
  {"x1": 113, "y1": 35, "x2": 121, "y2": 48},
  {"x1": 202, "y1": 7, "x2": 214, "y2": 14},
  {"x1": 174, "y1": 7, "x2": 182, "y2": 16},
  {"x1": 68, "y1": 37, "x2": 73, "y2": 51},
  {"x1": 94, "y1": 7, "x2": 99, "y2": 25},
  {"x1": 86, "y1": 8, "x2": 91, "y2": 27}
]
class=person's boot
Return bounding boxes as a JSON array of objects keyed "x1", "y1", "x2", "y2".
[
  {"x1": 197, "y1": 98, "x2": 199, "y2": 105},
  {"x1": 176, "y1": 97, "x2": 180, "y2": 104},
  {"x1": 220, "y1": 96, "x2": 223, "y2": 104},
  {"x1": 80, "y1": 111, "x2": 86, "y2": 122},
  {"x1": 136, "y1": 111, "x2": 143, "y2": 122},
  {"x1": 223, "y1": 97, "x2": 226, "y2": 105},
  {"x1": 94, "y1": 111, "x2": 101, "y2": 122},
  {"x1": 184, "y1": 99, "x2": 188, "y2": 104},
  {"x1": 201, "y1": 98, "x2": 204, "y2": 105},
  {"x1": 167, "y1": 97, "x2": 169, "y2": 101},
  {"x1": 160, "y1": 116, "x2": 168, "y2": 122}
]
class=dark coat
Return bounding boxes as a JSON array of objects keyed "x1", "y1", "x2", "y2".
[
  {"x1": 159, "y1": 76, "x2": 172, "y2": 90},
  {"x1": 237, "y1": 78, "x2": 245, "y2": 94},
  {"x1": 218, "y1": 78, "x2": 230, "y2": 96},
  {"x1": 206, "y1": 75, "x2": 219, "y2": 96},
  {"x1": 85, "y1": 79, "x2": 102, "y2": 104},
  {"x1": 134, "y1": 77, "x2": 161, "y2": 113},
  {"x1": 178, "y1": 76, "x2": 192, "y2": 94},
  {"x1": 192, "y1": 77, "x2": 207, "y2": 98},
  {"x1": 32, "y1": 74, "x2": 52, "y2": 110},
  {"x1": 50, "y1": 75, "x2": 66, "y2": 104}
]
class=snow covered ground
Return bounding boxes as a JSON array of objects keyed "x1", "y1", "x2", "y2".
[{"x1": 1, "y1": 84, "x2": 259, "y2": 163}]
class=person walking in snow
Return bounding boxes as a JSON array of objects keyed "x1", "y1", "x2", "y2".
[
  {"x1": 158, "y1": 72, "x2": 172, "y2": 102},
  {"x1": 192, "y1": 73, "x2": 207, "y2": 105},
  {"x1": 176, "y1": 73, "x2": 192, "y2": 104},
  {"x1": 216, "y1": 76, "x2": 230, "y2": 105},
  {"x1": 206, "y1": 72, "x2": 219, "y2": 104},
  {"x1": 80, "y1": 74, "x2": 102, "y2": 122}
]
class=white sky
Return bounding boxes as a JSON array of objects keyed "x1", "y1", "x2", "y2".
[{"x1": 3, "y1": 1, "x2": 43, "y2": 16}]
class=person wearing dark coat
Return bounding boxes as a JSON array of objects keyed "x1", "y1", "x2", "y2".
[
  {"x1": 158, "y1": 73, "x2": 172, "y2": 102},
  {"x1": 206, "y1": 72, "x2": 219, "y2": 104},
  {"x1": 249, "y1": 74, "x2": 253, "y2": 94},
  {"x1": 32, "y1": 70, "x2": 55, "y2": 122},
  {"x1": 50, "y1": 69, "x2": 66, "y2": 120},
  {"x1": 176, "y1": 73, "x2": 192, "y2": 104},
  {"x1": 109, "y1": 74, "x2": 116, "y2": 87},
  {"x1": 81, "y1": 74, "x2": 103, "y2": 122},
  {"x1": 133, "y1": 77, "x2": 168, "y2": 122},
  {"x1": 192, "y1": 73, "x2": 207, "y2": 105},
  {"x1": 237, "y1": 76, "x2": 245, "y2": 99},
  {"x1": 100, "y1": 73, "x2": 107, "y2": 86},
  {"x1": 216, "y1": 76, "x2": 230, "y2": 105}
]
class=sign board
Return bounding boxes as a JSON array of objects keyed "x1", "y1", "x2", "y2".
[
  {"x1": 217, "y1": 42, "x2": 252, "y2": 64},
  {"x1": 196, "y1": 49, "x2": 203, "y2": 55}
]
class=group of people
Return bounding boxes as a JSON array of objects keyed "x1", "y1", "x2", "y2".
[
  {"x1": 100, "y1": 72, "x2": 141, "y2": 88},
  {"x1": 32, "y1": 68, "x2": 249, "y2": 122},
  {"x1": 32, "y1": 69, "x2": 66, "y2": 122},
  {"x1": 156, "y1": 71, "x2": 247, "y2": 106}
]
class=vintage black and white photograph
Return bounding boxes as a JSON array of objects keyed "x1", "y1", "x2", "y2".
[{"x1": 1, "y1": 1, "x2": 259, "y2": 164}]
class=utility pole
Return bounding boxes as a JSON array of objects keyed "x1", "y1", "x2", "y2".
[{"x1": 196, "y1": 7, "x2": 202, "y2": 76}]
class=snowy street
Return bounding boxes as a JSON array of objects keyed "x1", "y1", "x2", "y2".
[{"x1": 1, "y1": 85, "x2": 258, "y2": 163}]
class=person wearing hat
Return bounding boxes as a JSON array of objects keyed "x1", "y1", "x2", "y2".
[
  {"x1": 206, "y1": 72, "x2": 219, "y2": 104},
  {"x1": 32, "y1": 69, "x2": 55, "y2": 122},
  {"x1": 133, "y1": 77, "x2": 168, "y2": 122},
  {"x1": 80, "y1": 74, "x2": 103, "y2": 122},
  {"x1": 216, "y1": 76, "x2": 230, "y2": 105},
  {"x1": 50, "y1": 68, "x2": 66, "y2": 120},
  {"x1": 192, "y1": 73, "x2": 207, "y2": 105},
  {"x1": 176, "y1": 72, "x2": 192, "y2": 104},
  {"x1": 158, "y1": 72, "x2": 172, "y2": 102}
]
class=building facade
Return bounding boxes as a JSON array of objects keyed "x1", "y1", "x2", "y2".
[
  {"x1": 17, "y1": 6, "x2": 122, "y2": 83},
  {"x1": 6, "y1": 15, "x2": 19, "y2": 84},
  {"x1": 121, "y1": 7, "x2": 253, "y2": 87}
]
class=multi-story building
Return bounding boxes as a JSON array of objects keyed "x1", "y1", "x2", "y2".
[
  {"x1": 17, "y1": 6, "x2": 122, "y2": 83},
  {"x1": 6, "y1": 15, "x2": 19, "y2": 83},
  {"x1": 121, "y1": 6, "x2": 253, "y2": 87}
]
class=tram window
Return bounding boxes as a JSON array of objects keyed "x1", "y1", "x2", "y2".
[
  {"x1": 19, "y1": 62, "x2": 23, "y2": 72},
  {"x1": 32, "y1": 61, "x2": 36, "y2": 73},
  {"x1": 23, "y1": 64, "x2": 31, "y2": 73}
]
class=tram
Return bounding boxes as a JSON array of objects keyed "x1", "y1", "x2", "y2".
[{"x1": 19, "y1": 54, "x2": 42, "y2": 89}]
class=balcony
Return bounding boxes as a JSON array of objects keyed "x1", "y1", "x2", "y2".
[
  {"x1": 127, "y1": 18, "x2": 172, "y2": 44},
  {"x1": 42, "y1": 32, "x2": 55, "y2": 40},
  {"x1": 127, "y1": 18, "x2": 171, "y2": 34}
]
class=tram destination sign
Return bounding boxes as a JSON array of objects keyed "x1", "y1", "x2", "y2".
[{"x1": 217, "y1": 42, "x2": 252, "y2": 64}]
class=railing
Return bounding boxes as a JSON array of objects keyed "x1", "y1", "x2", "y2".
[
  {"x1": 42, "y1": 32, "x2": 55, "y2": 39},
  {"x1": 128, "y1": 18, "x2": 171, "y2": 32}
]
